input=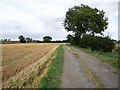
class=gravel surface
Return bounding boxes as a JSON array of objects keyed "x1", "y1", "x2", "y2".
[
  {"x1": 61, "y1": 46, "x2": 118, "y2": 88},
  {"x1": 61, "y1": 47, "x2": 95, "y2": 88},
  {"x1": 71, "y1": 46, "x2": 118, "y2": 88}
]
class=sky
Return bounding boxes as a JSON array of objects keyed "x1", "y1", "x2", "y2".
[{"x1": 0, "y1": 0, "x2": 119, "y2": 41}]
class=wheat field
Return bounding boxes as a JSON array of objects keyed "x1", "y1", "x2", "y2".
[{"x1": 2, "y1": 43, "x2": 61, "y2": 88}]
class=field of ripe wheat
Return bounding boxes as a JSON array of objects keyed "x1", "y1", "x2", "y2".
[{"x1": 2, "y1": 43, "x2": 60, "y2": 88}]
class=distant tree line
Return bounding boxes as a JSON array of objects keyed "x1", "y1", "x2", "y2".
[
  {"x1": 18, "y1": 35, "x2": 33, "y2": 43},
  {"x1": 1, "y1": 39, "x2": 10, "y2": 42},
  {"x1": 34, "y1": 40, "x2": 67, "y2": 43},
  {"x1": 64, "y1": 4, "x2": 115, "y2": 52},
  {"x1": 18, "y1": 35, "x2": 67, "y2": 43}
]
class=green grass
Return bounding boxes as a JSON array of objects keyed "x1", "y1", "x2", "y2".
[
  {"x1": 73, "y1": 45, "x2": 119, "y2": 70},
  {"x1": 38, "y1": 45, "x2": 64, "y2": 88}
]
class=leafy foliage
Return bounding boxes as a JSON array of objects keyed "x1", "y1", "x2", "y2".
[
  {"x1": 18, "y1": 35, "x2": 26, "y2": 43},
  {"x1": 79, "y1": 35, "x2": 115, "y2": 52},
  {"x1": 66, "y1": 34, "x2": 74, "y2": 44},
  {"x1": 43, "y1": 36, "x2": 52, "y2": 42},
  {"x1": 64, "y1": 4, "x2": 115, "y2": 52},
  {"x1": 64, "y1": 4, "x2": 108, "y2": 37},
  {"x1": 26, "y1": 37, "x2": 33, "y2": 43}
]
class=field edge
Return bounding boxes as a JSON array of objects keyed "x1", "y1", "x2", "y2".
[{"x1": 38, "y1": 45, "x2": 64, "y2": 88}]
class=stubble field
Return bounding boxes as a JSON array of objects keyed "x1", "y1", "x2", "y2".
[{"x1": 2, "y1": 43, "x2": 60, "y2": 88}]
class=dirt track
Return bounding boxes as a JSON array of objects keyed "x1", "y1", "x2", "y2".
[
  {"x1": 61, "y1": 47, "x2": 95, "y2": 88},
  {"x1": 61, "y1": 46, "x2": 118, "y2": 88}
]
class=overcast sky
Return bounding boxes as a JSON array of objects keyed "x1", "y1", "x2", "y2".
[{"x1": 0, "y1": 0, "x2": 119, "y2": 41}]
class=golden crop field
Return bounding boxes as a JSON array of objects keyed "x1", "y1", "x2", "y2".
[{"x1": 2, "y1": 43, "x2": 60, "y2": 88}]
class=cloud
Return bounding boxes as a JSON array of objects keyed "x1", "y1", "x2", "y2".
[{"x1": 0, "y1": 0, "x2": 119, "y2": 40}]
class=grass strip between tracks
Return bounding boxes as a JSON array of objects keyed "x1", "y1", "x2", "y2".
[{"x1": 38, "y1": 45, "x2": 64, "y2": 88}]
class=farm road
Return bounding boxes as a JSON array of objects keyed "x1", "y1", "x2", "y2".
[
  {"x1": 61, "y1": 47, "x2": 95, "y2": 88},
  {"x1": 61, "y1": 46, "x2": 118, "y2": 88}
]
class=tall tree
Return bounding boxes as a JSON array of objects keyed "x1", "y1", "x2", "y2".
[
  {"x1": 63, "y1": 4, "x2": 108, "y2": 38},
  {"x1": 18, "y1": 35, "x2": 26, "y2": 43},
  {"x1": 43, "y1": 36, "x2": 52, "y2": 42}
]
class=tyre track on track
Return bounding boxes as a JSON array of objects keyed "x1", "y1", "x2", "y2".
[
  {"x1": 61, "y1": 47, "x2": 95, "y2": 88},
  {"x1": 61, "y1": 46, "x2": 118, "y2": 88},
  {"x1": 70, "y1": 46, "x2": 118, "y2": 88}
]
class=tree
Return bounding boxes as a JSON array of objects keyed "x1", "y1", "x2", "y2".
[
  {"x1": 1, "y1": 39, "x2": 3, "y2": 41},
  {"x1": 8, "y1": 39, "x2": 10, "y2": 41},
  {"x1": 79, "y1": 34, "x2": 93, "y2": 48},
  {"x1": 66, "y1": 34, "x2": 74, "y2": 44},
  {"x1": 4, "y1": 39, "x2": 7, "y2": 41},
  {"x1": 66, "y1": 34, "x2": 73, "y2": 42},
  {"x1": 43, "y1": 36, "x2": 52, "y2": 42},
  {"x1": 26, "y1": 37, "x2": 33, "y2": 43},
  {"x1": 18, "y1": 35, "x2": 26, "y2": 43},
  {"x1": 63, "y1": 4, "x2": 108, "y2": 42}
]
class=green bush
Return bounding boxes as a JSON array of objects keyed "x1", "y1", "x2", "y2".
[
  {"x1": 79, "y1": 35, "x2": 115, "y2": 52},
  {"x1": 79, "y1": 34, "x2": 93, "y2": 48}
]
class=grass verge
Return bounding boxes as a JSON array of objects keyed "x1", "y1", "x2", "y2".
[
  {"x1": 38, "y1": 45, "x2": 64, "y2": 88},
  {"x1": 73, "y1": 45, "x2": 119, "y2": 70}
]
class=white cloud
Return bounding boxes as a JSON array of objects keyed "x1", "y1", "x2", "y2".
[{"x1": 0, "y1": 0, "x2": 119, "y2": 40}]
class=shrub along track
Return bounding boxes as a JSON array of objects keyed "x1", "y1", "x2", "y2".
[{"x1": 61, "y1": 45, "x2": 118, "y2": 88}]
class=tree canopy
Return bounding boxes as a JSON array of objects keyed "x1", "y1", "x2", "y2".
[
  {"x1": 64, "y1": 4, "x2": 115, "y2": 52},
  {"x1": 43, "y1": 36, "x2": 52, "y2": 42},
  {"x1": 18, "y1": 35, "x2": 26, "y2": 43},
  {"x1": 63, "y1": 4, "x2": 108, "y2": 37},
  {"x1": 66, "y1": 34, "x2": 73, "y2": 43},
  {"x1": 26, "y1": 37, "x2": 33, "y2": 43}
]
